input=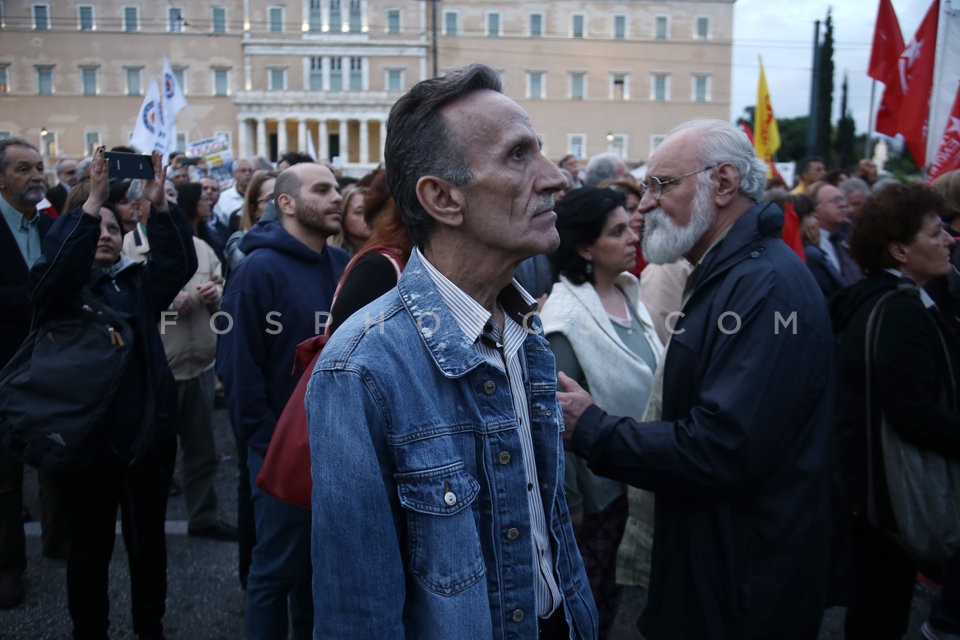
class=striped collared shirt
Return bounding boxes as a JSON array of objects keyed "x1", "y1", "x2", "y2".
[{"x1": 417, "y1": 248, "x2": 562, "y2": 618}]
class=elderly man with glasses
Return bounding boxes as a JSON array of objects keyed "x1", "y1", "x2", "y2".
[
  {"x1": 560, "y1": 119, "x2": 835, "y2": 640},
  {"x1": 805, "y1": 180, "x2": 863, "y2": 298}
]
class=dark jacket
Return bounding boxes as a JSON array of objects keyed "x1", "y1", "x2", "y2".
[
  {"x1": 572, "y1": 202, "x2": 835, "y2": 640},
  {"x1": 0, "y1": 210, "x2": 53, "y2": 368},
  {"x1": 831, "y1": 273, "x2": 960, "y2": 520},
  {"x1": 216, "y1": 220, "x2": 349, "y2": 454},
  {"x1": 805, "y1": 243, "x2": 845, "y2": 299},
  {"x1": 29, "y1": 206, "x2": 197, "y2": 461}
]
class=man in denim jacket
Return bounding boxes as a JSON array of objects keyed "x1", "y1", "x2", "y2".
[{"x1": 305, "y1": 64, "x2": 598, "y2": 639}]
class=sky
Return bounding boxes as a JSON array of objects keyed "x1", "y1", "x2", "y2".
[{"x1": 730, "y1": 0, "x2": 934, "y2": 136}]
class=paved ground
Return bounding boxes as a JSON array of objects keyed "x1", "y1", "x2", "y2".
[{"x1": 0, "y1": 406, "x2": 941, "y2": 639}]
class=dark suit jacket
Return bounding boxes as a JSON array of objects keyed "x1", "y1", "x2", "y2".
[
  {"x1": 0, "y1": 208, "x2": 54, "y2": 367},
  {"x1": 45, "y1": 183, "x2": 68, "y2": 216},
  {"x1": 804, "y1": 243, "x2": 845, "y2": 300}
]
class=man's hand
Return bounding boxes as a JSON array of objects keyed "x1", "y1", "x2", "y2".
[
  {"x1": 171, "y1": 290, "x2": 196, "y2": 316},
  {"x1": 82, "y1": 146, "x2": 109, "y2": 216},
  {"x1": 142, "y1": 151, "x2": 168, "y2": 212},
  {"x1": 196, "y1": 281, "x2": 221, "y2": 307},
  {"x1": 558, "y1": 371, "x2": 595, "y2": 447}
]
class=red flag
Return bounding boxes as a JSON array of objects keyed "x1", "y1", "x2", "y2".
[
  {"x1": 738, "y1": 120, "x2": 754, "y2": 145},
  {"x1": 896, "y1": 0, "x2": 940, "y2": 166},
  {"x1": 927, "y1": 83, "x2": 960, "y2": 182},
  {"x1": 780, "y1": 200, "x2": 805, "y2": 263},
  {"x1": 869, "y1": 0, "x2": 905, "y2": 82}
]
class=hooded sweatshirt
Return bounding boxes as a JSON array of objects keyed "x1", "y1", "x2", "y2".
[{"x1": 217, "y1": 219, "x2": 349, "y2": 454}]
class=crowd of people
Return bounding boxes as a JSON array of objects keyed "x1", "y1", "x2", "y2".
[{"x1": 2, "y1": 60, "x2": 960, "y2": 640}]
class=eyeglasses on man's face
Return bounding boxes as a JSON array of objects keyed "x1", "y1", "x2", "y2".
[{"x1": 639, "y1": 165, "x2": 717, "y2": 201}]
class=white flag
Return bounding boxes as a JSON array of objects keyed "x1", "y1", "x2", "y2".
[
  {"x1": 162, "y1": 58, "x2": 188, "y2": 120},
  {"x1": 130, "y1": 76, "x2": 168, "y2": 155},
  {"x1": 306, "y1": 129, "x2": 318, "y2": 161}
]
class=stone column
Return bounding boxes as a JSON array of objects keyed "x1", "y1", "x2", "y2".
[
  {"x1": 338, "y1": 119, "x2": 348, "y2": 164},
  {"x1": 256, "y1": 118, "x2": 267, "y2": 158},
  {"x1": 277, "y1": 117, "x2": 288, "y2": 158},
  {"x1": 359, "y1": 118, "x2": 369, "y2": 164},
  {"x1": 319, "y1": 120, "x2": 329, "y2": 161},
  {"x1": 379, "y1": 120, "x2": 387, "y2": 164},
  {"x1": 297, "y1": 118, "x2": 307, "y2": 152},
  {"x1": 237, "y1": 118, "x2": 250, "y2": 158}
]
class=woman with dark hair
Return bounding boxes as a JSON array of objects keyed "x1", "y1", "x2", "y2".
[
  {"x1": 540, "y1": 186, "x2": 662, "y2": 638},
  {"x1": 31, "y1": 147, "x2": 196, "y2": 640},
  {"x1": 599, "y1": 177, "x2": 646, "y2": 276},
  {"x1": 176, "y1": 182, "x2": 225, "y2": 265},
  {"x1": 831, "y1": 183, "x2": 960, "y2": 639}
]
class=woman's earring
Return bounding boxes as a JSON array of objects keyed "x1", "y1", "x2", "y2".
[{"x1": 585, "y1": 261, "x2": 593, "y2": 275}]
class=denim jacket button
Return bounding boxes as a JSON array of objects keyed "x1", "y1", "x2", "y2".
[
  {"x1": 443, "y1": 491, "x2": 457, "y2": 506},
  {"x1": 497, "y1": 451, "x2": 511, "y2": 465},
  {"x1": 506, "y1": 527, "x2": 519, "y2": 540},
  {"x1": 483, "y1": 380, "x2": 496, "y2": 394},
  {"x1": 511, "y1": 609, "x2": 524, "y2": 623}
]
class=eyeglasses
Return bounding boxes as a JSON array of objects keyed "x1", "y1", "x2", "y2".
[
  {"x1": 824, "y1": 196, "x2": 849, "y2": 207},
  {"x1": 257, "y1": 195, "x2": 275, "y2": 205},
  {"x1": 639, "y1": 165, "x2": 717, "y2": 201}
]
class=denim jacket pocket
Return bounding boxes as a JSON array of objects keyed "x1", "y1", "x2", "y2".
[{"x1": 396, "y1": 463, "x2": 486, "y2": 596}]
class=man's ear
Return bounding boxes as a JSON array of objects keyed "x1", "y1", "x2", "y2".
[
  {"x1": 416, "y1": 176, "x2": 464, "y2": 228},
  {"x1": 275, "y1": 193, "x2": 295, "y2": 217},
  {"x1": 714, "y1": 162, "x2": 740, "y2": 207}
]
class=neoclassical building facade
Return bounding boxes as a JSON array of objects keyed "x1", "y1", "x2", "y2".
[{"x1": 0, "y1": 0, "x2": 734, "y2": 176}]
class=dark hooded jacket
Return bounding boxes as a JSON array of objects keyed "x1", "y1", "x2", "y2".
[
  {"x1": 29, "y1": 205, "x2": 197, "y2": 461},
  {"x1": 216, "y1": 219, "x2": 349, "y2": 455},
  {"x1": 572, "y1": 201, "x2": 835, "y2": 640}
]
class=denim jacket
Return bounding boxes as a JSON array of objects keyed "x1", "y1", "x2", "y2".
[{"x1": 306, "y1": 251, "x2": 597, "y2": 639}]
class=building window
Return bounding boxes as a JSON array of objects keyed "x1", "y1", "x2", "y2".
[
  {"x1": 527, "y1": 72, "x2": 544, "y2": 100},
  {"x1": 568, "y1": 134, "x2": 585, "y2": 160},
  {"x1": 212, "y1": 7, "x2": 227, "y2": 34},
  {"x1": 651, "y1": 73, "x2": 670, "y2": 101},
  {"x1": 348, "y1": 0, "x2": 361, "y2": 32},
  {"x1": 81, "y1": 67, "x2": 99, "y2": 96},
  {"x1": 84, "y1": 131, "x2": 101, "y2": 155},
  {"x1": 125, "y1": 67, "x2": 142, "y2": 96},
  {"x1": 387, "y1": 9, "x2": 400, "y2": 34},
  {"x1": 570, "y1": 73, "x2": 585, "y2": 100},
  {"x1": 0, "y1": 66, "x2": 9, "y2": 94},
  {"x1": 78, "y1": 5, "x2": 94, "y2": 31},
  {"x1": 655, "y1": 15, "x2": 668, "y2": 40},
  {"x1": 308, "y1": 0, "x2": 322, "y2": 32},
  {"x1": 529, "y1": 13, "x2": 543, "y2": 38},
  {"x1": 443, "y1": 11, "x2": 458, "y2": 36},
  {"x1": 696, "y1": 16, "x2": 710, "y2": 40},
  {"x1": 269, "y1": 68, "x2": 286, "y2": 91},
  {"x1": 308, "y1": 57, "x2": 323, "y2": 90},
  {"x1": 386, "y1": 68, "x2": 403, "y2": 92},
  {"x1": 269, "y1": 6, "x2": 283, "y2": 32},
  {"x1": 213, "y1": 68, "x2": 229, "y2": 96},
  {"x1": 572, "y1": 14, "x2": 585, "y2": 38},
  {"x1": 173, "y1": 67, "x2": 187, "y2": 94},
  {"x1": 123, "y1": 6, "x2": 139, "y2": 32},
  {"x1": 692, "y1": 74, "x2": 711, "y2": 102},
  {"x1": 168, "y1": 6, "x2": 184, "y2": 32},
  {"x1": 611, "y1": 73, "x2": 628, "y2": 100},
  {"x1": 486, "y1": 12, "x2": 500, "y2": 37},
  {"x1": 613, "y1": 14, "x2": 627, "y2": 39},
  {"x1": 41, "y1": 129, "x2": 57, "y2": 157},
  {"x1": 36, "y1": 66, "x2": 54, "y2": 95},
  {"x1": 330, "y1": 58, "x2": 343, "y2": 91},
  {"x1": 33, "y1": 4, "x2": 50, "y2": 30},
  {"x1": 349, "y1": 57, "x2": 362, "y2": 90},
  {"x1": 330, "y1": 0, "x2": 342, "y2": 31}
]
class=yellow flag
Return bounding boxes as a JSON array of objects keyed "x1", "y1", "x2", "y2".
[{"x1": 755, "y1": 57, "x2": 781, "y2": 174}]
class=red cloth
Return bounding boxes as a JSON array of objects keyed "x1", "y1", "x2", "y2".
[
  {"x1": 927, "y1": 83, "x2": 960, "y2": 182},
  {"x1": 868, "y1": 0, "x2": 905, "y2": 82},
  {"x1": 896, "y1": 0, "x2": 940, "y2": 166},
  {"x1": 780, "y1": 200, "x2": 805, "y2": 263},
  {"x1": 629, "y1": 244, "x2": 648, "y2": 277}
]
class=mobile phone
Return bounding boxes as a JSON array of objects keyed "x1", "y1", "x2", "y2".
[{"x1": 105, "y1": 151, "x2": 154, "y2": 179}]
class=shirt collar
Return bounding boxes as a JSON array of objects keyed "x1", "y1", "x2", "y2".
[
  {"x1": 0, "y1": 195, "x2": 39, "y2": 233},
  {"x1": 415, "y1": 247, "x2": 537, "y2": 344},
  {"x1": 883, "y1": 267, "x2": 937, "y2": 309}
]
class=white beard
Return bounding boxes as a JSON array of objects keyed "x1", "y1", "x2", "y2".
[{"x1": 641, "y1": 182, "x2": 716, "y2": 264}]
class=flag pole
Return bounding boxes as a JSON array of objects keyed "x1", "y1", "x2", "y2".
[{"x1": 866, "y1": 80, "x2": 876, "y2": 158}]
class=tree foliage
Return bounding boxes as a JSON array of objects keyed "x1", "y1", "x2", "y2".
[{"x1": 835, "y1": 74, "x2": 857, "y2": 170}]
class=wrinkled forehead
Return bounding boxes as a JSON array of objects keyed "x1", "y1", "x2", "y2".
[{"x1": 444, "y1": 90, "x2": 536, "y2": 148}]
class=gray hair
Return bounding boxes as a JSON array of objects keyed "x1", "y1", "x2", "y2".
[
  {"x1": 384, "y1": 63, "x2": 502, "y2": 248},
  {"x1": 0, "y1": 137, "x2": 38, "y2": 173},
  {"x1": 125, "y1": 178, "x2": 145, "y2": 202},
  {"x1": 583, "y1": 152, "x2": 624, "y2": 187},
  {"x1": 839, "y1": 177, "x2": 871, "y2": 200},
  {"x1": 670, "y1": 119, "x2": 767, "y2": 202},
  {"x1": 75, "y1": 157, "x2": 94, "y2": 183}
]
